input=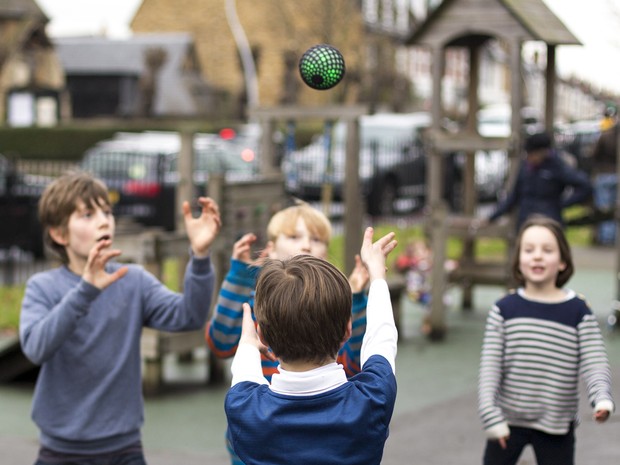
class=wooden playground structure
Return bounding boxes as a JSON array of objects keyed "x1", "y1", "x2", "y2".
[{"x1": 405, "y1": 0, "x2": 583, "y2": 339}]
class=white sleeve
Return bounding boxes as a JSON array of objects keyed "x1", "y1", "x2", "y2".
[
  {"x1": 230, "y1": 343, "x2": 269, "y2": 387},
  {"x1": 360, "y1": 279, "x2": 398, "y2": 373}
]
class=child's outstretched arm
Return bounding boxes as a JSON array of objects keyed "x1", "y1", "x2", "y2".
[
  {"x1": 578, "y1": 312, "x2": 615, "y2": 423},
  {"x1": 337, "y1": 254, "x2": 369, "y2": 376},
  {"x1": 359, "y1": 227, "x2": 398, "y2": 373},
  {"x1": 183, "y1": 196, "x2": 221, "y2": 257},
  {"x1": 206, "y1": 233, "x2": 261, "y2": 358},
  {"x1": 230, "y1": 303, "x2": 270, "y2": 387}
]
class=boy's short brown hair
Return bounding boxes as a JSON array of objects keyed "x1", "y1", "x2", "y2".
[
  {"x1": 254, "y1": 255, "x2": 352, "y2": 364},
  {"x1": 266, "y1": 202, "x2": 332, "y2": 245},
  {"x1": 38, "y1": 171, "x2": 111, "y2": 264}
]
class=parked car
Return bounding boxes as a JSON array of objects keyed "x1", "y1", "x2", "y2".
[
  {"x1": 81, "y1": 129, "x2": 259, "y2": 231},
  {"x1": 283, "y1": 112, "x2": 508, "y2": 215},
  {"x1": 0, "y1": 154, "x2": 47, "y2": 257},
  {"x1": 283, "y1": 113, "x2": 432, "y2": 215}
]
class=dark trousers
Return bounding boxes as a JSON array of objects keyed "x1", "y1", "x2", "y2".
[
  {"x1": 34, "y1": 446, "x2": 147, "y2": 465},
  {"x1": 483, "y1": 424, "x2": 575, "y2": 465}
]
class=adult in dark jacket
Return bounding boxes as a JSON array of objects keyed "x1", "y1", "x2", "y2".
[{"x1": 488, "y1": 131, "x2": 592, "y2": 231}]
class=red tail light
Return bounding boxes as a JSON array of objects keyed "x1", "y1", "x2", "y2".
[
  {"x1": 122, "y1": 180, "x2": 162, "y2": 197},
  {"x1": 219, "y1": 128, "x2": 236, "y2": 140}
]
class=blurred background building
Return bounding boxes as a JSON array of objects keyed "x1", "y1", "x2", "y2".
[{"x1": 0, "y1": 0, "x2": 617, "y2": 126}]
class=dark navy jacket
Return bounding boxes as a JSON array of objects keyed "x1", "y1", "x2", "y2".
[{"x1": 489, "y1": 151, "x2": 592, "y2": 230}]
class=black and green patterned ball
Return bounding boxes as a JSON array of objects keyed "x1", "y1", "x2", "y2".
[{"x1": 299, "y1": 44, "x2": 345, "y2": 90}]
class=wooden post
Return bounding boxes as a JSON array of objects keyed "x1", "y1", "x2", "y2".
[
  {"x1": 545, "y1": 44, "x2": 556, "y2": 133},
  {"x1": 259, "y1": 118, "x2": 277, "y2": 175},
  {"x1": 426, "y1": 45, "x2": 448, "y2": 339},
  {"x1": 461, "y1": 43, "x2": 481, "y2": 310},
  {"x1": 176, "y1": 130, "x2": 194, "y2": 232},
  {"x1": 206, "y1": 174, "x2": 227, "y2": 385},
  {"x1": 428, "y1": 202, "x2": 448, "y2": 340},
  {"x1": 344, "y1": 118, "x2": 362, "y2": 274}
]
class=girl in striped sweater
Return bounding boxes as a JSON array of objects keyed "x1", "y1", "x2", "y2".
[{"x1": 478, "y1": 215, "x2": 614, "y2": 465}]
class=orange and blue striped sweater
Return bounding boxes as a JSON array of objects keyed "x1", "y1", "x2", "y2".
[{"x1": 206, "y1": 259, "x2": 367, "y2": 380}]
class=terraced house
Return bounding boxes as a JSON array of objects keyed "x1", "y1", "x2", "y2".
[{"x1": 0, "y1": 0, "x2": 66, "y2": 126}]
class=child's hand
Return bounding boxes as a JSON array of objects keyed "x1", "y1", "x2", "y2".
[
  {"x1": 82, "y1": 239, "x2": 128, "y2": 290},
  {"x1": 348, "y1": 254, "x2": 369, "y2": 293},
  {"x1": 240, "y1": 303, "x2": 275, "y2": 361},
  {"x1": 594, "y1": 409, "x2": 610, "y2": 423},
  {"x1": 360, "y1": 227, "x2": 397, "y2": 282},
  {"x1": 232, "y1": 233, "x2": 258, "y2": 264},
  {"x1": 183, "y1": 197, "x2": 221, "y2": 258}
]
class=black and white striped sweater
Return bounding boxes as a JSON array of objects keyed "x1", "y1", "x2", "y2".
[{"x1": 478, "y1": 289, "x2": 614, "y2": 438}]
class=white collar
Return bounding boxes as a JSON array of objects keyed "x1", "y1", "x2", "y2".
[
  {"x1": 270, "y1": 362, "x2": 348, "y2": 396},
  {"x1": 517, "y1": 287, "x2": 575, "y2": 302}
]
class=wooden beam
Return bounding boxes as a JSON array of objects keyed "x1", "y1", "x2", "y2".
[{"x1": 248, "y1": 105, "x2": 368, "y2": 120}]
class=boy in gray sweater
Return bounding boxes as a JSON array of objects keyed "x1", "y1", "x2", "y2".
[{"x1": 20, "y1": 171, "x2": 221, "y2": 465}]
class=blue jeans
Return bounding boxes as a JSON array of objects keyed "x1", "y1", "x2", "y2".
[
  {"x1": 483, "y1": 424, "x2": 575, "y2": 465},
  {"x1": 594, "y1": 174, "x2": 617, "y2": 245}
]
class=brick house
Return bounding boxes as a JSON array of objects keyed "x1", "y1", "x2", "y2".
[
  {"x1": 0, "y1": 0, "x2": 66, "y2": 126},
  {"x1": 54, "y1": 34, "x2": 213, "y2": 118},
  {"x1": 131, "y1": 0, "x2": 412, "y2": 116}
]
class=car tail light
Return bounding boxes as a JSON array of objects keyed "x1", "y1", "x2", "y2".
[
  {"x1": 123, "y1": 180, "x2": 162, "y2": 197},
  {"x1": 219, "y1": 128, "x2": 236, "y2": 140}
]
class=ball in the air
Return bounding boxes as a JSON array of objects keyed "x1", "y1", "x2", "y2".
[{"x1": 299, "y1": 44, "x2": 345, "y2": 90}]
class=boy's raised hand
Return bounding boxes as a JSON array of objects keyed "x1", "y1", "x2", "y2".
[
  {"x1": 360, "y1": 227, "x2": 397, "y2": 282},
  {"x1": 82, "y1": 239, "x2": 128, "y2": 290},
  {"x1": 240, "y1": 303, "x2": 275, "y2": 360},
  {"x1": 348, "y1": 254, "x2": 369, "y2": 293},
  {"x1": 183, "y1": 197, "x2": 222, "y2": 258},
  {"x1": 232, "y1": 233, "x2": 258, "y2": 264}
]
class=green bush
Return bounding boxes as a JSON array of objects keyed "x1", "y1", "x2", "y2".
[{"x1": 0, "y1": 286, "x2": 25, "y2": 334}]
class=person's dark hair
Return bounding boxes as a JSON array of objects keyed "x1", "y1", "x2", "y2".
[
  {"x1": 38, "y1": 171, "x2": 111, "y2": 264},
  {"x1": 524, "y1": 131, "x2": 552, "y2": 153},
  {"x1": 254, "y1": 255, "x2": 352, "y2": 364},
  {"x1": 511, "y1": 215, "x2": 574, "y2": 287}
]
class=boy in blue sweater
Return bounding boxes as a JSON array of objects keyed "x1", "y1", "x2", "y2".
[
  {"x1": 225, "y1": 227, "x2": 398, "y2": 465},
  {"x1": 19, "y1": 171, "x2": 221, "y2": 465},
  {"x1": 207, "y1": 202, "x2": 369, "y2": 464}
]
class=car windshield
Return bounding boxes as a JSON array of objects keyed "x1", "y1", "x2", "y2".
[
  {"x1": 193, "y1": 138, "x2": 256, "y2": 175},
  {"x1": 82, "y1": 149, "x2": 161, "y2": 181},
  {"x1": 82, "y1": 131, "x2": 259, "y2": 183},
  {"x1": 327, "y1": 119, "x2": 422, "y2": 148}
]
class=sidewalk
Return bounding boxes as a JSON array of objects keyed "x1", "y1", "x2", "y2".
[{"x1": 1, "y1": 245, "x2": 619, "y2": 464}]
